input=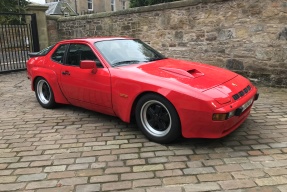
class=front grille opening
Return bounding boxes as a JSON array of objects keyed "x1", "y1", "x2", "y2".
[{"x1": 232, "y1": 85, "x2": 251, "y2": 101}]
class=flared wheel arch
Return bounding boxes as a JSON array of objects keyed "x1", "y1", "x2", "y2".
[{"x1": 132, "y1": 91, "x2": 182, "y2": 143}]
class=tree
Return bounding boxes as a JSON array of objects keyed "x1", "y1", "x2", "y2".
[
  {"x1": 130, "y1": 0, "x2": 181, "y2": 8},
  {"x1": 0, "y1": 0, "x2": 29, "y2": 24}
]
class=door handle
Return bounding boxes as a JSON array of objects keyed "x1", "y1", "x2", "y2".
[{"x1": 62, "y1": 71, "x2": 70, "y2": 75}]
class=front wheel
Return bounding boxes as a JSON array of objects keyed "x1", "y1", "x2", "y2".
[
  {"x1": 135, "y1": 93, "x2": 181, "y2": 143},
  {"x1": 35, "y1": 77, "x2": 56, "y2": 109}
]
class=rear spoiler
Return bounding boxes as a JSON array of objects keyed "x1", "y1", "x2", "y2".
[{"x1": 28, "y1": 52, "x2": 40, "y2": 58}]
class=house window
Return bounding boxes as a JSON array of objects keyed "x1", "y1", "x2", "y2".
[
  {"x1": 111, "y1": 0, "x2": 115, "y2": 11},
  {"x1": 122, "y1": 1, "x2": 126, "y2": 9},
  {"x1": 64, "y1": 11, "x2": 70, "y2": 17},
  {"x1": 88, "y1": 0, "x2": 93, "y2": 10}
]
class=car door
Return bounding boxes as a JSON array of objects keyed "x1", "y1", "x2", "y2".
[{"x1": 58, "y1": 43, "x2": 113, "y2": 115}]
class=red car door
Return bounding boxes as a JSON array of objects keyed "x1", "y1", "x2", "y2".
[{"x1": 58, "y1": 43, "x2": 114, "y2": 115}]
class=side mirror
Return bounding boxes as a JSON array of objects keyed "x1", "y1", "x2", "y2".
[{"x1": 80, "y1": 60, "x2": 97, "y2": 73}]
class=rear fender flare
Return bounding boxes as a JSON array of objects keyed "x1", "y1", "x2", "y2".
[{"x1": 31, "y1": 68, "x2": 69, "y2": 104}]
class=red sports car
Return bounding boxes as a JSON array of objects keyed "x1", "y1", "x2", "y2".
[{"x1": 27, "y1": 37, "x2": 259, "y2": 143}]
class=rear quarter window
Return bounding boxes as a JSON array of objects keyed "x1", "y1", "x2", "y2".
[
  {"x1": 51, "y1": 44, "x2": 68, "y2": 64},
  {"x1": 38, "y1": 44, "x2": 56, "y2": 55},
  {"x1": 29, "y1": 44, "x2": 56, "y2": 58}
]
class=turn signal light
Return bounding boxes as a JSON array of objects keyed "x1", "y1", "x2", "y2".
[{"x1": 212, "y1": 113, "x2": 228, "y2": 121}]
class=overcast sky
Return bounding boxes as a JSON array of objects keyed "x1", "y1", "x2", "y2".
[{"x1": 29, "y1": 0, "x2": 46, "y2": 4}]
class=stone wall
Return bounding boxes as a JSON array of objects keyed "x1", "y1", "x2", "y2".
[
  {"x1": 46, "y1": 15, "x2": 60, "y2": 46},
  {"x1": 46, "y1": 0, "x2": 287, "y2": 87}
]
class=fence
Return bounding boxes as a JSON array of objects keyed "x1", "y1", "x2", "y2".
[{"x1": 0, "y1": 13, "x2": 39, "y2": 72}]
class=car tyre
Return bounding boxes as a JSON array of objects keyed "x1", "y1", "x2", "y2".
[
  {"x1": 135, "y1": 93, "x2": 181, "y2": 143},
  {"x1": 35, "y1": 77, "x2": 56, "y2": 109}
]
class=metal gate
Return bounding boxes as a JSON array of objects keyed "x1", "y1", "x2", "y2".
[{"x1": 0, "y1": 13, "x2": 40, "y2": 72}]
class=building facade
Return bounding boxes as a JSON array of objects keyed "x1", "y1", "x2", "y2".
[
  {"x1": 45, "y1": 2, "x2": 78, "y2": 16},
  {"x1": 45, "y1": 0, "x2": 130, "y2": 14}
]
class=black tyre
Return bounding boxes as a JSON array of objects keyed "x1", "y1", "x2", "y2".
[
  {"x1": 135, "y1": 93, "x2": 181, "y2": 143},
  {"x1": 35, "y1": 77, "x2": 56, "y2": 109}
]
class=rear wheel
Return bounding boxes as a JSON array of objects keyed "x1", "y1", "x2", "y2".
[
  {"x1": 135, "y1": 93, "x2": 181, "y2": 143},
  {"x1": 35, "y1": 77, "x2": 56, "y2": 109}
]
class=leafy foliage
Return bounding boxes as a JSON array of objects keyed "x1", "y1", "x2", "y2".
[
  {"x1": 130, "y1": 0, "x2": 181, "y2": 8},
  {"x1": 0, "y1": 0, "x2": 29, "y2": 24}
]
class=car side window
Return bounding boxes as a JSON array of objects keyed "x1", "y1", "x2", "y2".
[
  {"x1": 51, "y1": 44, "x2": 68, "y2": 64},
  {"x1": 66, "y1": 44, "x2": 103, "y2": 68}
]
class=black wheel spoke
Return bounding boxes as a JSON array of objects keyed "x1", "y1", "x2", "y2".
[
  {"x1": 45, "y1": 92, "x2": 50, "y2": 100},
  {"x1": 43, "y1": 92, "x2": 47, "y2": 99},
  {"x1": 160, "y1": 113, "x2": 170, "y2": 123},
  {"x1": 157, "y1": 121, "x2": 166, "y2": 131},
  {"x1": 42, "y1": 84, "x2": 50, "y2": 100},
  {"x1": 154, "y1": 105, "x2": 162, "y2": 114},
  {"x1": 147, "y1": 118, "x2": 156, "y2": 127},
  {"x1": 147, "y1": 107, "x2": 155, "y2": 117},
  {"x1": 145, "y1": 103, "x2": 170, "y2": 132}
]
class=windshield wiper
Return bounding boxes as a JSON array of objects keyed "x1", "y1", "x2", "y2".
[{"x1": 112, "y1": 60, "x2": 146, "y2": 67}]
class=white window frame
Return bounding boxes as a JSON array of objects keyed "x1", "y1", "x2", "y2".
[
  {"x1": 64, "y1": 11, "x2": 70, "y2": 17},
  {"x1": 88, "y1": 0, "x2": 93, "y2": 11},
  {"x1": 111, "y1": 0, "x2": 116, "y2": 11},
  {"x1": 122, "y1": 0, "x2": 126, "y2": 10}
]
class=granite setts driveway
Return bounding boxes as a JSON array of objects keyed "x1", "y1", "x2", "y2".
[{"x1": 0, "y1": 71, "x2": 287, "y2": 192}]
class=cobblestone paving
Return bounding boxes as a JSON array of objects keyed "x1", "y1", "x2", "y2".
[{"x1": 0, "y1": 71, "x2": 287, "y2": 192}]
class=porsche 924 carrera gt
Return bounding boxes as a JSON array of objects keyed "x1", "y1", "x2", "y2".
[{"x1": 26, "y1": 37, "x2": 259, "y2": 143}]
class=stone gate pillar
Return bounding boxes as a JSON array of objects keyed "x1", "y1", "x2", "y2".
[{"x1": 26, "y1": 3, "x2": 49, "y2": 50}]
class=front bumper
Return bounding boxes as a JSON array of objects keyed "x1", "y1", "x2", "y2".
[
  {"x1": 180, "y1": 87, "x2": 258, "y2": 139},
  {"x1": 234, "y1": 93, "x2": 259, "y2": 116}
]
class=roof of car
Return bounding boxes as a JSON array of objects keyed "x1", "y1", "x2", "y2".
[{"x1": 59, "y1": 37, "x2": 133, "y2": 44}]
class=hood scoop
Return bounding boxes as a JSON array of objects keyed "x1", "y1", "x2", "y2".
[{"x1": 159, "y1": 67, "x2": 204, "y2": 78}]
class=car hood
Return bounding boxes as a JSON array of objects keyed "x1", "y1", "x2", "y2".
[{"x1": 122, "y1": 58, "x2": 238, "y2": 92}]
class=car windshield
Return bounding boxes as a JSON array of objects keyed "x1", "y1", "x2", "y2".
[{"x1": 94, "y1": 39, "x2": 167, "y2": 67}]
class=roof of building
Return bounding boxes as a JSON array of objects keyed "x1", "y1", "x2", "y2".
[{"x1": 45, "y1": 2, "x2": 77, "y2": 16}]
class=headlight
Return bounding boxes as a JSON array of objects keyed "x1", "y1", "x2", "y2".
[
  {"x1": 212, "y1": 113, "x2": 228, "y2": 121},
  {"x1": 212, "y1": 110, "x2": 235, "y2": 121}
]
